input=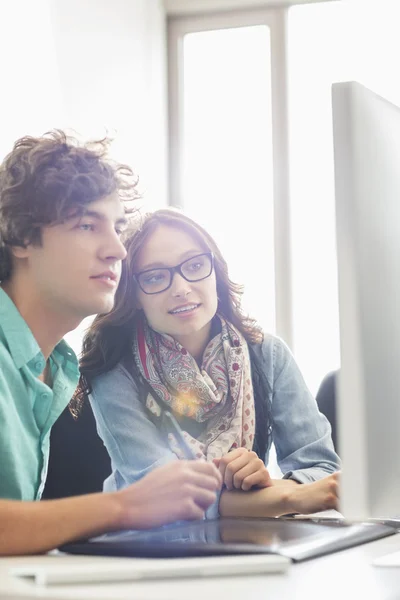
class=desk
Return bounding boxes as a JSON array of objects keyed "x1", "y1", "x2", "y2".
[{"x1": 1, "y1": 534, "x2": 400, "y2": 600}]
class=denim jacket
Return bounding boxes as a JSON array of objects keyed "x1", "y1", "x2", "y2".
[{"x1": 89, "y1": 334, "x2": 340, "y2": 512}]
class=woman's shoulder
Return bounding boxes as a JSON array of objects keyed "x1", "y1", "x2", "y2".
[
  {"x1": 90, "y1": 357, "x2": 140, "y2": 397},
  {"x1": 249, "y1": 333, "x2": 294, "y2": 376},
  {"x1": 249, "y1": 332, "x2": 290, "y2": 359}
]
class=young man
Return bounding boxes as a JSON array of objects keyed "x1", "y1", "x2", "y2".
[{"x1": 0, "y1": 131, "x2": 221, "y2": 555}]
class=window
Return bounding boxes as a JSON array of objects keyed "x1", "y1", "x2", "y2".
[
  {"x1": 169, "y1": 1, "x2": 352, "y2": 395},
  {"x1": 180, "y1": 24, "x2": 275, "y2": 333},
  {"x1": 288, "y1": 0, "x2": 353, "y2": 393}
]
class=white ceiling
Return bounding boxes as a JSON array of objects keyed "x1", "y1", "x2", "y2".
[{"x1": 164, "y1": 0, "x2": 337, "y2": 16}]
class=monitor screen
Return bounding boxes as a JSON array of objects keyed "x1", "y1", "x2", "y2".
[{"x1": 332, "y1": 81, "x2": 400, "y2": 519}]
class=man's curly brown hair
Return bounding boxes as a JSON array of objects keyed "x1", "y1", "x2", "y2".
[{"x1": 0, "y1": 129, "x2": 140, "y2": 281}]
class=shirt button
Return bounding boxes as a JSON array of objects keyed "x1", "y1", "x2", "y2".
[
  {"x1": 41, "y1": 392, "x2": 49, "y2": 400},
  {"x1": 35, "y1": 360, "x2": 44, "y2": 371}
]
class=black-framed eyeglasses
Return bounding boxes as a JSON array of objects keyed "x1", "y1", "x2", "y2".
[{"x1": 134, "y1": 252, "x2": 214, "y2": 295}]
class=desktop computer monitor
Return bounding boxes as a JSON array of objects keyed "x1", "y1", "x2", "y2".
[{"x1": 332, "y1": 81, "x2": 400, "y2": 520}]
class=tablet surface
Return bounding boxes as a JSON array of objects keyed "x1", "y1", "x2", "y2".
[{"x1": 60, "y1": 517, "x2": 394, "y2": 562}]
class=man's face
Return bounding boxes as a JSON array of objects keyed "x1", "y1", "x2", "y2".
[{"x1": 21, "y1": 192, "x2": 127, "y2": 319}]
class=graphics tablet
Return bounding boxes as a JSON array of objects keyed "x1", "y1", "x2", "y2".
[{"x1": 60, "y1": 517, "x2": 395, "y2": 562}]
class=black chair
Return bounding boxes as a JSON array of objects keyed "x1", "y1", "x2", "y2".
[
  {"x1": 42, "y1": 401, "x2": 111, "y2": 499},
  {"x1": 315, "y1": 370, "x2": 338, "y2": 453}
]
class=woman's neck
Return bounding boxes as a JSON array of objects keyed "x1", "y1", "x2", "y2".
[{"x1": 174, "y1": 322, "x2": 213, "y2": 365}]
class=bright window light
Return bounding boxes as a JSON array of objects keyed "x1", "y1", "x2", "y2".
[
  {"x1": 182, "y1": 25, "x2": 275, "y2": 334},
  {"x1": 288, "y1": 0, "x2": 354, "y2": 394}
]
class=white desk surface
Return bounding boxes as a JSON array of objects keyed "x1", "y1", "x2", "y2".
[{"x1": 2, "y1": 533, "x2": 400, "y2": 600}]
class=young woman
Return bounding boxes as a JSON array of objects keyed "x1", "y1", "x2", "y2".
[{"x1": 75, "y1": 208, "x2": 340, "y2": 519}]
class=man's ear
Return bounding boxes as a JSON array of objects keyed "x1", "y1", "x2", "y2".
[{"x1": 10, "y1": 244, "x2": 30, "y2": 259}]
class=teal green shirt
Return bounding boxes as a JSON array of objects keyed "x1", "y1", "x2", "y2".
[{"x1": 0, "y1": 288, "x2": 80, "y2": 500}]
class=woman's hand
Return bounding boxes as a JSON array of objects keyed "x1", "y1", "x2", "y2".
[
  {"x1": 286, "y1": 472, "x2": 340, "y2": 515},
  {"x1": 213, "y1": 448, "x2": 272, "y2": 491},
  {"x1": 218, "y1": 471, "x2": 340, "y2": 518}
]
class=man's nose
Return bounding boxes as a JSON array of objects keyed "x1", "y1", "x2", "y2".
[{"x1": 101, "y1": 231, "x2": 127, "y2": 262}]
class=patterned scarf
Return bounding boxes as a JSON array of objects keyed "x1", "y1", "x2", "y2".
[{"x1": 133, "y1": 315, "x2": 255, "y2": 461}]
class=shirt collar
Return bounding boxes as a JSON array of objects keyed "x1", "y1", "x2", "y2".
[{"x1": 0, "y1": 288, "x2": 42, "y2": 368}]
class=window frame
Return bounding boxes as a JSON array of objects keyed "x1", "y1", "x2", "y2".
[{"x1": 167, "y1": 7, "x2": 293, "y2": 346}]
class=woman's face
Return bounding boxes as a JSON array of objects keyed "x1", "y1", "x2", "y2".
[{"x1": 134, "y1": 224, "x2": 218, "y2": 343}]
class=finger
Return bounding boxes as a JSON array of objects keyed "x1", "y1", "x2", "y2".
[
  {"x1": 335, "y1": 481, "x2": 340, "y2": 498},
  {"x1": 216, "y1": 449, "x2": 249, "y2": 487},
  {"x1": 218, "y1": 448, "x2": 247, "y2": 468},
  {"x1": 179, "y1": 498, "x2": 206, "y2": 522},
  {"x1": 332, "y1": 471, "x2": 340, "y2": 484},
  {"x1": 232, "y1": 460, "x2": 266, "y2": 490},
  {"x1": 184, "y1": 461, "x2": 222, "y2": 485},
  {"x1": 317, "y1": 474, "x2": 340, "y2": 500},
  {"x1": 211, "y1": 459, "x2": 223, "y2": 483},
  {"x1": 252, "y1": 466, "x2": 272, "y2": 489},
  {"x1": 216, "y1": 449, "x2": 245, "y2": 481},
  {"x1": 241, "y1": 468, "x2": 272, "y2": 491},
  {"x1": 214, "y1": 454, "x2": 231, "y2": 483},
  {"x1": 180, "y1": 483, "x2": 217, "y2": 510},
  {"x1": 328, "y1": 475, "x2": 340, "y2": 499},
  {"x1": 181, "y1": 470, "x2": 223, "y2": 492},
  {"x1": 217, "y1": 459, "x2": 229, "y2": 485},
  {"x1": 224, "y1": 453, "x2": 252, "y2": 490},
  {"x1": 322, "y1": 486, "x2": 339, "y2": 510},
  {"x1": 212, "y1": 458, "x2": 223, "y2": 478}
]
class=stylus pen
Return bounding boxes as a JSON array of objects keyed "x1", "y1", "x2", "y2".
[{"x1": 163, "y1": 410, "x2": 198, "y2": 460}]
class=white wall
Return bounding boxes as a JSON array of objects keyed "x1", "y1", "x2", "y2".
[
  {"x1": 349, "y1": 0, "x2": 400, "y2": 107},
  {"x1": 0, "y1": 0, "x2": 168, "y2": 354},
  {"x1": 0, "y1": 0, "x2": 168, "y2": 209},
  {"x1": 51, "y1": 0, "x2": 168, "y2": 209},
  {"x1": 0, "y1": 0, "x2": 64, "y2": 159},
  {"x1": 164, "y1": 0, "x2": 336, "y2": 15}
]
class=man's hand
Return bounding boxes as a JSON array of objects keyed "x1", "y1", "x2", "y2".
[
  {"x1": 116, "y1": 460, "x2": 222, "y2": 529},
  {"x1": 0, "y1": 461, "x2": 222, "y2": 557},
  {"x1": 213, "y1": 448, "x2": 272, "y2": 491}
]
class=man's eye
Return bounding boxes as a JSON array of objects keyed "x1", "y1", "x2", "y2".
[{"x1": 79, "y1": 223, "x2": 94, "y2": 231}]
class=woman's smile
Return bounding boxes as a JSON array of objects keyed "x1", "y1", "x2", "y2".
[{"x1": 168, "y1": 302, "x2": 201, "y2": 317}]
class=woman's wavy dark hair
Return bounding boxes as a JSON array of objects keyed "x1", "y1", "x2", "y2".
[
  {"x1": 0, "y1": 129, "x2": 139, "y2": 281},
  {"x1": 73, "y1": 208, "x2": 272, "y2": 458}
]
